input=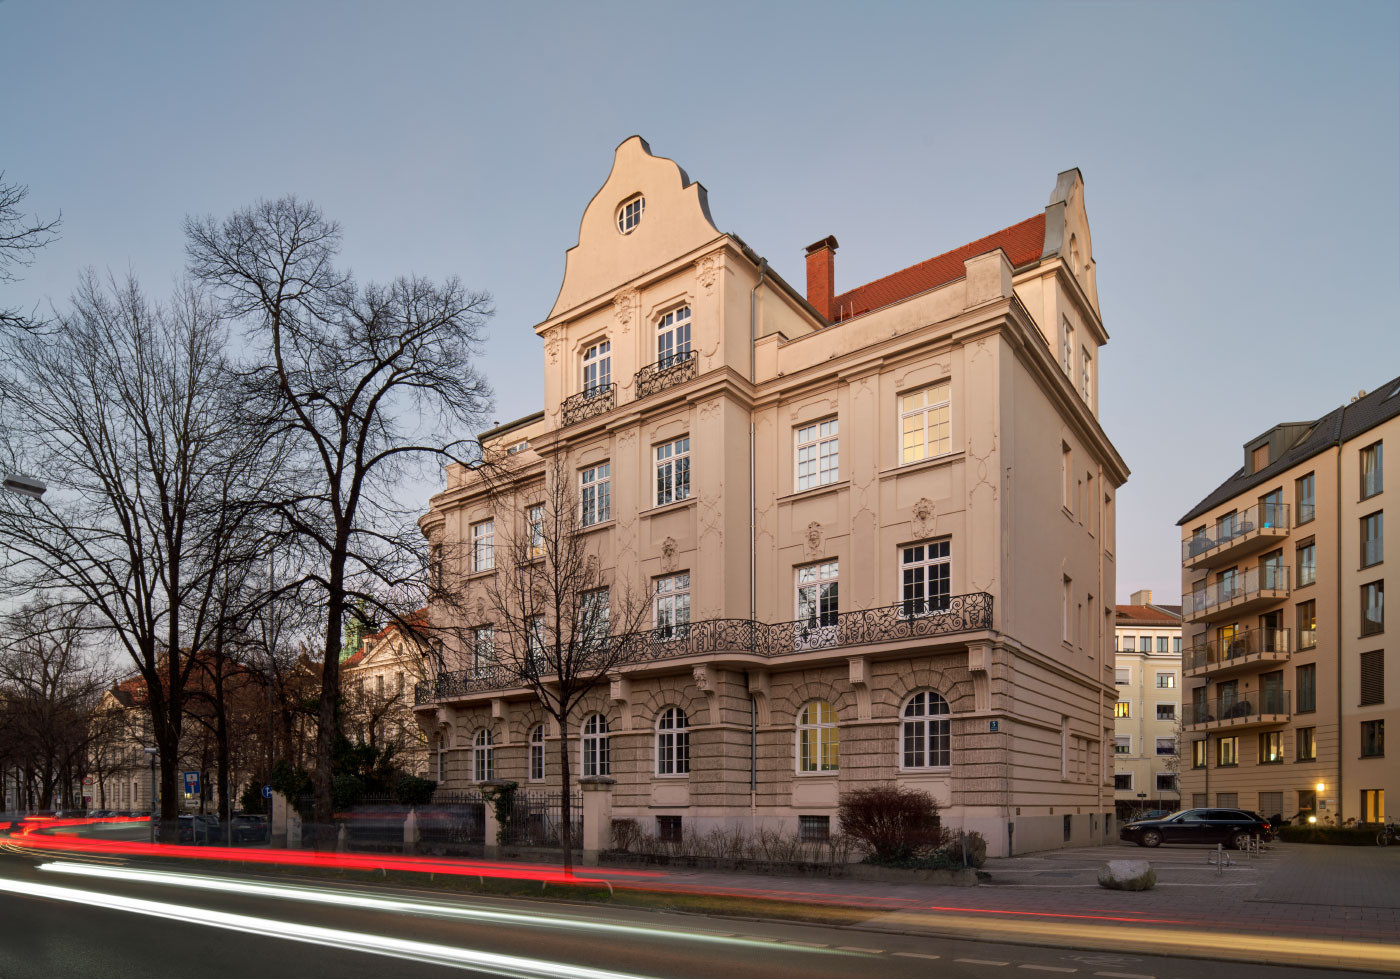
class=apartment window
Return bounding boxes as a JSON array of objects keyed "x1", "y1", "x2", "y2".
[
  {"x1": 1362, "y1": 789, "x2": 1386, "y2": 824},
  {"x1": 1114, "y1": 702, "x2": 1130, "y2": 718},
  {"x1": 1360, "y1": 650, "x2": 1384, "y2": 706},
  {"x1": 1114, "y1": 736, "x2": 1131, "y2": 755},
  {"x1": 617, "y1": 195, "x2": 644, "y2": 234},
  {"x1": 1298, "y1": 789, "x2": 1317, "y2": 813},
  {"x1": 1362, "y1": 580, "x2": 1384, "y2": 636},
  {"x1": 798, "y1": 815, "x2": 830, "y2": 843},
  {"x1": 1192, "y1": 740, "x2": 1208, "y2": 769},
  {"x1": 1140, "y1": 636, "x2": 1150, "y2": 653},
  {"x1": 1173, "y1": 636, "x2": 1182, "y2": 653},
  {"x1": 1113, "y1": 773, "x2": 1132, "y2": 791},
  {"x1": 1296, "y1": 600, "x2": 1317, "y2": 649},
  {"x1": 1120, "y1": 635, "x2": 1135, "y2": 652},
  {"x1": 1362, "y1": 512, "x2": 1384, "y2": 568},
  {"x1": 900, "y1": 383, "x2": 951, "y2": 464},
  {"x1": 471, "y1": 519, "x2": 495, "y2": 572},
  {"x1": 796, "y1": 561, "x2": 839, "y2": 629},
  {"x1": 1061, "y1": 318, "x2": 1073, "y2": 374},
  {"x1": 582, "y1": 339, "x2": 611, "y2": 396},
  {"x1": 1158, "y1": 636, "x2": 1169, "y2": 653},
  {"x1": 1260, "y1": 488, "x2": 1284, "y2": 529},
  {"x1": 1296, "y1": 726, "x2": 1317, "y2": 761},
  {"x1": 527, "y1": 504, "x2": 545, "y2": 559},
  {"x1": 1361, "y1": 441, "x2": 1383, "y2": 499},
  {"x1": 1259, "y1": 792, "x2": 1283, "y2": 819},
  {"x1": 1063, "y1": 576, "x2": 1073, "y2": 643},
  {"x1": 1157, "y1": 703, "x2": 1176, "y2": 721},
  {"x1": 797, "y1": 700, "x2": 839, "y2": 772},
  {"x1": 473, "y1": 729, "x2": 495, "y2": 782},
  {"x1": 1252, "y1": 445, "x2": 1270, "y2": 474},
  {"x1": 579, "y1": 587, "x2": 610, "y2": 645},
  {"x1": 1361, "y1": 719, "x2": 1385, "y2": 758},
  {"x1": 654, "y1": 572, "x2": 690, "y2": 639},
  {"x1": 1062, "y1": 442, "x2": 1073, "y2": 512},
  {"x1": 1193, "y1": 793, "x2": 1207, "y2": 808},
  {"x1": 655, "y1": 436, "x2": 691, "y2": 506},
  {"x1": 1080, "y1": 347, "x2": 1092, "y2": 400},
  {"x1": 1114, "y1": 668, "x2": 1130, "y2": 686},
  {"x1": 581, "y1": 713, "x2": 610, "y2": 777},
  {"x1": 901, "y1": 691, "x2": 951, "y2": 769},
  {"x1": 795, "y1": 419, "x2": 839, "y2": 491},
  {"x1": 472, "y1": 626, "x2": 495, "y2": 672},
  {"x1": 901, "y1": 539, "x2": 951, "y2": 615},
  {"x1": 527, "y1": 615, "x2": 545, "y2": 672},
  {"x1": 1217, "y1": 792, "x2": 1239, "y2": 808},
  {"x1": 1156, "y1": 672, "x2": 1175, "y2": 689},
  {"x1": 656, "y1": 706, "x2": 690, "y2": 775},
  {"x1": 528, "y1": 725, "x2": 545, "y2": 781},
  {"x1": 1259, "y1": 731, "x2": 1284, "y2": 764},
  {"x1": 1296, "y1": 472, "x2": 1316, "y2": 524},
  {"x1": 656, "y1": 305, "x2": 691, "y2": 368},
  {"x1": 1297, "y1": 542, "x2": 1316, "y2": 587},
  {"x1": 656, "y1": 815, "x2": 682, "y2": 843},
  {"x1": 1156, "y1": 774, "x2": 1177, "y2": 793},
  {"x1": 1155, "y1": 736, "x2": 1175, "y2": 756},
  {"x1": 1217, "y1": 736, "x2": 1239, "y2": 767},
  {"x1": 580, "y1": 463, "x2": 611, "y2": 526}
]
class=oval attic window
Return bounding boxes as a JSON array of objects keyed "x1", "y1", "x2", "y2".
[{"x1": 617, "y1": 195, "x2": 645, "y2": 234}]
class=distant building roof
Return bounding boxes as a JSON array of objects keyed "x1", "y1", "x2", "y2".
[{"x1": 1115, "y1": 604, "x2": 1183, "y2": 626}]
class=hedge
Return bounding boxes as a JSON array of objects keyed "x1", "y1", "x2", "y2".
[{"x1": 1276, "y1": 825, "x2": 1380, "y2": 846}]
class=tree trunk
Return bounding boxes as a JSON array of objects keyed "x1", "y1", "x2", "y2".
[
  {"x1": 313, "y1": 550, "x2": 348, "y2": 832},
  {"x1": 557, "y1": 726, "x2": 573, "y2": 876}
]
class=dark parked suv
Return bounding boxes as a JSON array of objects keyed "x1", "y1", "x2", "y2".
[{"x1": 1120, "y1": 808, "x2": 1271, "y2": 849}]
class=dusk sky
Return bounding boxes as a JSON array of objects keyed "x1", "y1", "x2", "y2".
[{"x1": 4, "y1": 0, "x2": 1397, "y2": 602}]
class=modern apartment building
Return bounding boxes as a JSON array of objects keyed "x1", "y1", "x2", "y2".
[
  {"x1": 415, "y1": 137, "x2": 1128, "y2": 855},
  {"x1": 1177, "y1": 380, "x2": 1397, "y2": 825},
  {"x1": 1112, "y1": 592, "x2": 1183, "y2": 817}
]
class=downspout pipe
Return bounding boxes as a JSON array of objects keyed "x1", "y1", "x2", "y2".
[{"x1": 748, "y1": 258, "x2": 767, "y2": 812}]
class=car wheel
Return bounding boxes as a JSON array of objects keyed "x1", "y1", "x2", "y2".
[
  {"x1": 1231, "y1": 831, "x2": 1251, "y2": 850},
  {"x1": 1141, "y1": 829, "x2": 1162, "y2": 848}
]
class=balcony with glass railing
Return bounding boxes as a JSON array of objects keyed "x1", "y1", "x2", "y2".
[
  {"x1": 1183, "y1": 565, "x2": 1290, "y2": 623},
  {"x1": 1182, "y1": 502, "x2": 1291, "y2": 569},
  {"x1": 1183, "y1": 688, "x2": 1290, "y2": 732},
  {"x1": 1183, "y1": 627, "x2": 1291, "y2": 679}
]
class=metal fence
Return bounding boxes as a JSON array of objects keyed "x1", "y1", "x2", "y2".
[{"x1": 502, "y1": 790, "x2": 582, "y2": 848}]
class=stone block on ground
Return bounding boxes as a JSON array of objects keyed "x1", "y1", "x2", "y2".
[{"x1": 1098, "y1": 859, "x2": 1156, "y2": 891}]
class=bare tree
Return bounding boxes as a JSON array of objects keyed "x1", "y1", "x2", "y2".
[
  {"x1": 185, "y1": 197, "x2": 493, "y2": 824},
  {"x1": 0, "y1": 173, "x2": 60, "y2": 329},
  {"x1": 0, "y1": 272, "x2": 274, "y2": 836}
]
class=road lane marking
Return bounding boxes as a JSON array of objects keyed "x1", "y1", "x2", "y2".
[
  {"x1": 782, "y1": 940, "x2": 829, "y2": 947},
  {"x1": 893, "y1": 952, "x2": 942, "y2": 960},
  {"x1": 958, "y1": 959, "x2": 1012, "y2": 966},
  {"x1": 835, "y1": 946, "x2": 885, "y2": 953},
  {"x1": 1019, "y1": 967, "x2": 1077, "y2": 973},
  {"x1": 1094, "y1": 973, "x2": 1154, "y2": 978}
]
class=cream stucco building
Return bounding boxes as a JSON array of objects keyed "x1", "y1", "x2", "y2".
[
  {"x1": 1177, "y1": 379, "x2": 1397, "y2": 825},
  {"x1": 414, "y1": 137, "x2": 1129, "y2": 856},
  {"x1": 342, "y1": 617, "x2": 431, "y2": 778},
  {"x1": 1112, "y1": 592, "x2": 1183, "y2": 817}
]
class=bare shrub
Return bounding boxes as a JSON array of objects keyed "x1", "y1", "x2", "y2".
[{"x1": 837, "y1": 785, "x2": 942, "y2": 864}]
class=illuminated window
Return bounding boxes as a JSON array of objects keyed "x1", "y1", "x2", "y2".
[
  {"x1": 526, "y1": 504, "x2": 545, "y2": 559},
  {"x1": 1114, "y1": 701, "x2": 1130, "y2": 718},
  {"x1": 900, "y1": 383, "x2": 951, "y2": 464},
  {"x1": 1258, "y1": 731, "x2": 1284, "y2": 764},
  {"x1": 797, "y1": 700, "x2": 839, "y2": 772}
]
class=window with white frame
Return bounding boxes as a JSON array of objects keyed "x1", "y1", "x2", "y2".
[
  {"x1": 656, "y1": 706, "x2": 690, "y2": 775},
  {"x1": 1113, "y1": 735, "x2": 1131, "y2": 755},
  {"x1": 579, "y1": 587, "x2": 610, "y2": 646},
  {"x1": 1156, "y1": 672, "x2": 1175, "y2": 688},
  {"x1": 795, "y1": 419, "x2": 839, "y2": 491},
  {"x1": 655, "y1": 436, "x2": 690, "y2": 506},
  {"x1": 582, "y1": 340, "x2": 611, "y2": 397},
  {"x1": 473, "y1": 729, "x2": 495, "y2": 782},
  {"x1": 471, "y1": 519, "x2": 494, "y2": 572},
  {"x1": 581, "y1": 713, "x2": 610, "y2": 777},
  {"x1": 1156, "y1": 736, "x2": 1176, "y2": 755},
  {"x1": 527, "y1": 503, "x2": 545, "y2": 559},
  {"x1": 528, "y1": 724, "x2": 545, "y2": 781},
  {"x1": 1114, "y1": 667, "x2": 1130, "y2": 685},
  {"x1": 1080, "y1": 348, "x2": 1092, "y2": 401},
  {"x1": 901, "y1": 691, "x2": 950, "y2": 768},
  {"x1": 617, "y1": 195, "x2": 644, "y2": 234},
  {"x1": 473, "y1": 626, "x2": 495, "y2": 672},
  {"x1": 581, "y1": 463, "x2": 610, "y2": 526},
  {"x1": 656, "y1": 305, "x2": 691, "y2": 368},
  {"x1": 527, "y1": 615, "x2": 545, "y2": 672},
  {"x1": 654, "y1": 572, "x2": 690, "y2": 639},
  {"x1": 1156, "y1": 702, "x2": 1175, "y2": 721},
  {"x1": 901, "y1": 540, "x2": 951, "y2": 615},
  {"x1": 795, "y1": 561, "x2": 839, "y2": 648},
  {"x1": 900, "y1": 383, "x2": 951, "y2": 464},
  {"x1": 797, "y1": 700, "x2": 839, "y2": 772}
]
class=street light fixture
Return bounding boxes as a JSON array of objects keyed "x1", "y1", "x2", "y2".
[{"x1": 2, "y1": 474, "x2": 47, "y2": 499}]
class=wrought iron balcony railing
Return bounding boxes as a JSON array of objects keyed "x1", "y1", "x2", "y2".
[
  {"x1": 634, "y1": 350, "x2": 697, "y2": 399},
  {"x1": 560, "y1": 383, "x2": 615, "y2": 427},
  {"x1": 415, "y1": 592, "x2": 993, "y2": 704},
  {"x1": 1183, "y1": 627, "x2": 1291, "y2": 674}
]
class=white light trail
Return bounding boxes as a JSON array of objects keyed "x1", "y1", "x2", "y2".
[{"x1": 0, "y1": 875, "x2": 657, "y2": 979}]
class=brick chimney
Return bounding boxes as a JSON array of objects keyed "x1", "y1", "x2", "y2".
[{"x1": 804, "y1": 236, "x2": 839, "y2": 321}]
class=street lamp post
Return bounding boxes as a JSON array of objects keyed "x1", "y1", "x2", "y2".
[{"x1": 1, "y1": 474, "x2": 46, "y2": 500}]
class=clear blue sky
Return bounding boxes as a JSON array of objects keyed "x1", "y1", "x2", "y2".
[{"x1": 4, "y1": 0, "x2": 1397, "y2": 603}]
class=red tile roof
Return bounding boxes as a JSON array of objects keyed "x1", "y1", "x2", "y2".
[
  {"x1": 1114, "y1": 604, "x2": 1182, "y2": 625},
  {"x1": 831, "y1": 213, "x2": 1046, "y2": 322}
]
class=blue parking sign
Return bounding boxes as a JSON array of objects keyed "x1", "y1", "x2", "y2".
[{"x1": 183, "y1": 771, "x2": 200, "y2": 795}]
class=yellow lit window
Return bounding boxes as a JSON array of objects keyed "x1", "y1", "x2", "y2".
[
  {"x1": 900, "y1": 384, "x2": 951, "y2": 464},
  {"x1": 1114, "y1": 702, "x2": 1130, "y2": 718}
]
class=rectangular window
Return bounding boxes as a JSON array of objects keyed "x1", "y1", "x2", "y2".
[
  {"x1": 1192, "y1": 740, "x2": 1208, "y2": 769},
  {"x1": 473, "y1": 626, "x2": 495, "y2": 672},
  {"x1": 1297, "y1": 600, "x2": 1317, "y2": 649},
  {"x1": 1114, "y1": 668, "x2": 1130, "y2": 686},
  {"x1": 1193, "y1": 793, "x2": 1207, "y2": 808},
  {"x1": 1362, "y1": 789, "x2": 1386, "y2": 824},
  {"x1": 901, "y1": 540, "x2": 951, "y2": 615},
  {"x1": 798, "y1": 815, "x2": 830, "y2": 842},
  {"x1": 1217, "y1": 792, "x2": 1239, "y2": 808},
  {"x1": 1296, "y1": 663, "x2": 1316, "y2": 713},
  {"x1": 1113, "y1": 735, "x2": 1131, "y2": 755},
  {"x1": 1156, "y1": 672, "x2": 1176, "y2": 689},
  {"x1": 1296, "y1": 472, "x2": 1316, "y2": 524},
  {"x1": 1361, "y1": 441, "x2": 1384, "y2": 499},
  {"x1": 1061, "y1": 318, "x2": 1074, "y2": 374},
  {"x1": 1062, "y1": 442, "x2": 1073, "y2": 512},
  {"x1": 1140, "y1": 636, "x2": 1151, "y2": 653},
  {"x1": 1157, "y1": 703, "x2": 1176, "y2": 721},
  {"x1": 1155, "y1": 736, "x2": 1175, "y2": 756},
  {"x1": 1362, "y1": 719, "x2": 1385, "y2": 757},
  {"x1": 1362, "y1": 512, "x2": 1384, "y2": 568},
  {"x1": 656, "y1": 815, "x2": 682, "y2": 843},
  {"x1": 1157, "y1": 636, "x2": 1169, "y2": 653},
  {"x1": 1217, "y1": 736, "x2": 1239, "y2": 766},
  {"x1": 471, "y1": 519, "x2": 494, "y2": 572},
  {"x1": 1296, "y1": 726, "x2": 1317, "y2": 761},
  {"x1": 656, "y1": 305, "x2": 692, "y2": 368},
  {"x1": 795, "y1": 419, "x2": 839, "y2": 491},
  {"x1": 527, "y1": 615, "x2": 545, "y2": 672},
  {"x1": 1362, "y1": 581, "x2": 1385, "y2": 636},
  {"x1": 1360, "y1": 650, "x2": 1384, "y2": 706},
  {"x1": 1173, "y1": 636, "x2": 1182, "y2": 653},
  {"x1": 1063, "y1": 576, "x2": 1073, "y2": 643},
  {"x1": 1258, "y1": 792, "x2": 1283, "y2": 819},
  {"x1": 527, "y1": 504, "x2": 545, "y2": 559},
  {"x1": 1156, "y1": 773, "x2": 1177, "y2": 793},
  {"x1": 1259, "y1": 731, "x2": 1284, "y2": 764},
  {"x1": 582, "y1": 339, "x2": 611, "y2": 396},
  {"x1": 900, "y1": 383, "x2": 951, "y2": 464},
  {"x1": 796, "y1": 561, "x2": 840, "y2": 634},
  {"x1": 654, "y1": 436, "x2": 691, "y2": 507},
  {"x1": 1297, "y1": 542, "x2": 1316, "y2": 587},
  {"x1": 1113, "y1": 773, "x2": 1132, "y2": 791},
  {"x1": 1080, "y1": 347, "x2": 1092, "y2": 400},
  {"x1": 1114, "y1": 702, "x2": 1130, "y2": 718},
  {"x1": 580, "y1": 463, "x2": 611, "y2": 526},
  {"x1": 1121, "y1": 635, "x2": 1135, "y2": 652},
  {"x1": 579, "y1": 587, "x2": 610, "y2": 645},
  {"x1": 654, "y1": 572, "x2": 691, "y2": 639},
  {"x1": 1299, "y1": 788, "x2": 1317, "y2": 813}
]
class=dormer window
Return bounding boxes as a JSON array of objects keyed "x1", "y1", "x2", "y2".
[
  {"x1": 583, "y1": 339, "x2": 611, "y2": 396},
  {"x1": 617, "y1": 195, "x2": 645, "y2": 234}
]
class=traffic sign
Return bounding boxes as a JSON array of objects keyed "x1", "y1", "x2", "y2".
[
  {"x1": 183, "y1": 771, "x2": 201, "y2": 795},
  {"x1": 261, "y1": 784, "x2": 272, "y2": 800},
  {"x1": 82, "y1": 776, "x2": 93, "y2": 786}
]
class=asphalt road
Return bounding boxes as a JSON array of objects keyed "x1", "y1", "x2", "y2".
[{"x1": 0, "y1": 849, "x2": 1376, "y2": 979}]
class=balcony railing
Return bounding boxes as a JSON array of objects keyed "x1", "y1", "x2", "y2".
[
  {"x1": 1184, "y1": 627, "x2": 1291, "y2": 676},
  {"x1": 561, "y1": 383, "x2": 616, "y2": 427},
  {"x1": 1182, "y1": 502, "x2": 1290, "y2": 567},
  {"x1": 415, "y1": 593, "x2": 993, "y2": 704},
  {"x1": 634, "y1": 349, "x2": 697, "y2": 399},
  {"x1": 1183, "y1": 688, "x2": 1290, "y2": 728},
  {"x1": 1184, "y1": 565, "x2": 1290, "y2": 621}
]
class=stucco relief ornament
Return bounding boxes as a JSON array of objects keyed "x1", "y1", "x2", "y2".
[
  {"x1": 912, "y1": 497, "x2": 935, "y2": 537},
  {"x1": 661, "y1": 536, "x2": 678, "y2": 572},
  {"x1": 544, "y1": 330, "x2": 561, "y2": 365},
  {"x1": 613, "y1": 290, "x2": 636, "y2": 335},
  {"x1": 804, "y1": 521, "x2": 823, "y2": 558},
  {"x1": 694, "y1": 254, "x2": 719, "y2": 294}
]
